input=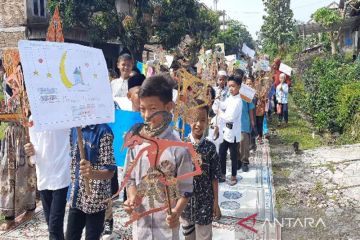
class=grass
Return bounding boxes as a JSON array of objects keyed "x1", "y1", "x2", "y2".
[{"x1": 269, "y1": 96, "x2": 324, "y2": 150}]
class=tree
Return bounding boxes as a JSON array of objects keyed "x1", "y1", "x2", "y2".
[
  {"x1": 216, "y1": 20, "x2": 254, "y2": 56},
  {"x1": 48, "y1": 0, "x2": 221, "y2": 61},
  {"x1": 48, "y1": 0, "x2": 121, "y2": 43},
  {"x1": 260, "y1": 0, "x2": 295, "y2": 57},
  {"x1": 313, "y1": 7, "x2": 343, "y2": 55}
]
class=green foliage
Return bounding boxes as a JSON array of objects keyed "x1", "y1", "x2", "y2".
[
  {"x1": 216, "y1": 20, "x2": 254, "y2": 55},
  {"x1": 312, "y1": 7, "x2": 343, "y2": 55},
  {"x1": 336, "y1": 81, "x2": 360, "y2": 129},
  {"x1": 313, "y1": 7, "x2": 342, "y2": 29},
  {"x1": 48, "y1": 0, "x2": 120, "y2": 43},
  {"x1": 260, "y1": 0, "x2": 295, "y2": 57},
  {"x1": 295, "y1": 55, "x2": 360, "y2": 136},
  {"x1": 48, "y1": 0, "x2": 221, "y2": 61}
]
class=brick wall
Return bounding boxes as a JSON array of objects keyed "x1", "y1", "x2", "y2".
[
  {"x1": 0, "y1": 0, "x2": 26, "y2": 28},
  {"x1": 0, "y1": 30, "x2": 26, "y2": 56}
]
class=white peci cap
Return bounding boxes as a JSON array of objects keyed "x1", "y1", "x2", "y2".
[{"x1": 218, "y1": 70, "x2": 227, "y2": 77}]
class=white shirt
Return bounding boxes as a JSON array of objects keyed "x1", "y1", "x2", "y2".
[
  {"x1": 111, "y1": 77, "x2": 129, "y2": 98},
  {"x1": 29, "y1": 127, "x2": 71, "y2": 191},
  {"x1": 114, "y1": 97, "x2": 133, "y2": 111},
  {"x1": 276, "y1": 83, "x2": 289, "y2": 104},
  {"x1": 219, "y1": 93, "x2": 242, "y2": 143}
]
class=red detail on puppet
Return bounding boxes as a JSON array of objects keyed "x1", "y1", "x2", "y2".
[{"x1": 115, "y1": 129, "x2": 202, "y2": 225}]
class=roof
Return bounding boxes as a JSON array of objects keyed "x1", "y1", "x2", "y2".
[{"x1": 297, "y1": 15, "x2": 360, "y2": 35}]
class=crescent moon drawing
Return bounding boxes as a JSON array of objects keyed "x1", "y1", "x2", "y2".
[{"x1": 59, "y1": 51, "x2": 74, "y2": 88}]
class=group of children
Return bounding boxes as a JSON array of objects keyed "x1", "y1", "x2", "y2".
[{"x1": 0, "y1": 51, "x2": 290, "y2": 240}]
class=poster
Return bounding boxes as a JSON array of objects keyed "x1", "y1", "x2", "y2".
[
  {"x1": 225, "y1": 54, "x2": 236, "y2": 63},
  {"x1": 108, "y1": 109, "x2": 143, "y2": 166},
  {"x1": 18, "y1": 40, "x2": 114, "y2": 131},
  {"x1": 240, "y1": 84, "x2": 256, "y2": 103},
  {"x1": 258, "y1": 60, "x2": 270, "y2": 71},
  {"x1": 242, "y1": 43, "x2": 255, "y2": 58},
  {"x1": 279, "y1": 63, "x2": 293, "y2": 76}
]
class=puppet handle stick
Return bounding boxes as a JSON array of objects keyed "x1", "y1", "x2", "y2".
[
  {"x1": 76, "y1": 127, "x2": 91, "y2": 195},
  {"x1": 164, "y1": 185, "x2": 172, "y2": 215}
]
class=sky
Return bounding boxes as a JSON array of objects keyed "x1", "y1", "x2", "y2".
[{"x1": 199, "y1": 0, "x2": 337, "y2": 38}]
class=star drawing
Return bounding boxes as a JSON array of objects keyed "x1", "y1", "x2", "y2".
[
  {"x1": 33, "y1": 70, "x2": 39, "y2": 76},
  {"x1": 47, "y1": 73, "x2": 53, "y2": 78}
]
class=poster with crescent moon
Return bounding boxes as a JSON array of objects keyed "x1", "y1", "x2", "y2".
[{"x1": 18, "y1": 40, "x2": 114, "y2": 131}]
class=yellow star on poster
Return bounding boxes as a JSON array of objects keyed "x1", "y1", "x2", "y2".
[
  {"x1": 33, "y1": 70, "x2": 39, "y2": 76},
  {"x1": 93, "y1": 73, "x2": 98, "y2": 79},
  {"x1": 47, "y1": 73, "x2": 52, "y2": 78}
]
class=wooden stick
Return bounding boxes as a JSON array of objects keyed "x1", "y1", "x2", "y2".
[
  {"x1": 76, "y1": 127, "x2": 91, "y2": 195},
  {"x1": 164, "y1": 185, "x2": 172, "y2": 215}
]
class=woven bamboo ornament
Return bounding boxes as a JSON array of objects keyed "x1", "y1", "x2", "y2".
[{"x1": 46, "y1": 5, "x2": 64, "y2": 42}]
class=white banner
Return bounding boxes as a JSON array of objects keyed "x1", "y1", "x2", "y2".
[
  {"x1": 242, "y1": 43, "x2": 255, "y2": 58},
  {"x1": 279, "y1": 63, "x2": 293, "y2": 76},
  {"x1": 18, "y1": 40, "x2": 114, "y2": 131}
]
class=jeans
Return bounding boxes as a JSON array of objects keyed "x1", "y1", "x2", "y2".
[
  {"x1": 40, "y1": 187, "x2": 68, "y2": 240},
  {"x1": 219, "y1": 140, "x2": 239, "y2": 177},
  {"x1": 278, "y1": 103, "x2": 288, "y2": 123},
  {"x1": 66, "y1": 208, "x2": 106, "y2": 240}
]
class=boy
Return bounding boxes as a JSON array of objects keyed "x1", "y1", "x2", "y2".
[
  {"x1": 111, "y1": 53, "x2": 134, "y2": 99},
  {"x1": 127, "y1": 74, "x2": 145, "y2": 112},
  {"x1": 66, "y1": 124, "x2": 116, "y2": 240},
  {"x1": 103, "y1": 74, "x2": 145, "y2": 238},
  {"x1": 181, "y1": 103, "x2": 222, "y2": 240},
  {"x1": 218, "y1": 76, "x2": 242, "y2": 185},
  {"x1": 238, "y1": 78, "x2": 256, "y2": 172},
  {"x1": 24, "y1": 127, "x2": 71, "y2": 240},
  {"x1": 124, "y1": 74, "x2": 194, "y2": 240}
]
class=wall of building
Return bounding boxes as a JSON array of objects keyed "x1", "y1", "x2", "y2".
[{"x1": 0, "y1": 0, "x2": 27, "y2": 56}]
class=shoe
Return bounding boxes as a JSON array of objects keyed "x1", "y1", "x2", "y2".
[
  {"x1": 242, "y1": 164, "x2": 249, "y2": 172},
  {"x1": 103, "y1": 218, "x2": 113, "y2": 237}
]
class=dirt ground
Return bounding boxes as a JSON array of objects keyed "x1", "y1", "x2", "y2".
[{"x1": 270, "y1": 129, "x2": 360, "y2": 240}]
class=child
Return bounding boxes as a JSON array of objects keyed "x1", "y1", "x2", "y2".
[
  {"x1": 276, "y1": 73, "x2": 289, "y2": 126},
  {"x1": 127, "y1": 74, "x2": 145, "y2": 112},
  {"x1": 124, "y1": 74, "x2": 194, "y2": 240},
  {"x1": 238, "y1": 78, "x2": 256, "y2": 172},
  {"x1": 255, "y1": 76, "x2": 271, "y2": 144},
  {"x1": 24, "y1": 127, "x2": 71, "y2": 240},
  {"x1": 66, "y1": 124, "x2": 116, "y2": 240},
  {"x1": 181, "y1": 103, "x2": 222, "y2": 240},
  {"x1": 218, "y1": 76, "x2": 243, "y2": 185},
  {"x1": 111, "y1": 53, "x2": 134, "y2": 99}
]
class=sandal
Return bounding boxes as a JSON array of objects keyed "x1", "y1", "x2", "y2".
[{"x1": 228, "y1": 178, "x2": 237, "y2": 186}]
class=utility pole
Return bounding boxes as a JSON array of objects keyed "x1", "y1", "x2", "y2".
[{"x1": 213, "y1": 0, "x2": 218, "y2": 11}]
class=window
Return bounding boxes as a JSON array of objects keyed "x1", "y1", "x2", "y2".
[{"x1": 33, "y1": 0, "x2": 46, "y2": 17}]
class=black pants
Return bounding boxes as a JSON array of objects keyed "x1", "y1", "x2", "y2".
[
  {"x1": 256, "y1": 116, "x2": 264, "y2": 138},
  {"x1": 219, "y1": 140, "x2": 239, "y2": 177},
  {"x1": 66, "y1": 208, "x2": 106, "y2": 240},
  {"x1": 40, "y1": 187, "x2": 68, "y2": 240}
]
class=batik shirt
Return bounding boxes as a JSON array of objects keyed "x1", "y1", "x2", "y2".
[
  {"x1": 125, "y1": 126, "x2": 194, "y2": 240},
  {"x1": 69, "y1": 124, "x2": 116, "y2": 214},
  {"x1": 182, "y1": 134, "x2": 222, "y2": 225}
]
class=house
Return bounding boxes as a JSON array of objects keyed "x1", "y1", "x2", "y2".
[
  {"x1": 297, "y1": 0, "x2": 360, "y2": 53},
  {"x1": 0, "y1": 0, "x2": 122, "y2": 69}
]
